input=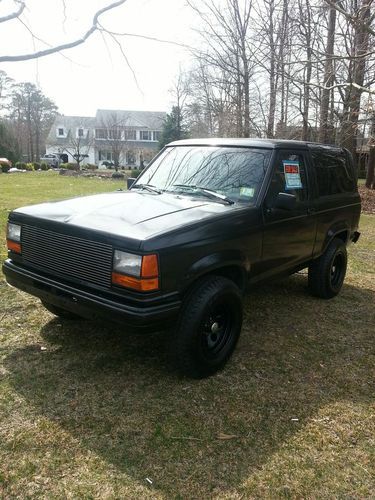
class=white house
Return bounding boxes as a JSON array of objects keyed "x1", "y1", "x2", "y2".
[{"x1": 45, "y1": 109, "x2": 166, "y2": 167}]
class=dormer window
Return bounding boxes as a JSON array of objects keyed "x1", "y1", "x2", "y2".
[
  {"x1": 76, "y1": 128, "x2": 87, "y2": 139},
  {"x1": 57, "y1": 127, "x2": 65, "y2": 137}
]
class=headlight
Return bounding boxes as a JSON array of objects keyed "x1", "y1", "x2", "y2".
[
  {"x1": 6, "y1": 223, "x2": 22, "y2": 254},
  {"x1": 113, "y1": 250, "x2": 142, "y2": 277},
  {"x1": 7, "y1": 223, "x2": 21, "y2": 242},
  {"x1": 112, "y1": 251, "x2": 159, "y2": 291}
]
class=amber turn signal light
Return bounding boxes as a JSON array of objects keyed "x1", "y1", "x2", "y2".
[
  {"x1": 112, "y1": 272, "x2": 159, "y2": 291},
  {"x1": 141, "y1": 254, "x2": 159, "y2": 278},
  {"x1": 7, "y1": 239, "x2": 21, "y2": 254}
]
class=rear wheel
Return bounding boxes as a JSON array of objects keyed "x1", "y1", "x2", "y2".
[
  {"x1": 308, "y1": 238, "x2": 347, "y2": 299},
  {"x1": 41, "y1": 301, "x2": 83, "y2": 320},
  {"x1": 170, "y1": 276, "x2": 243, "y2": 378}
]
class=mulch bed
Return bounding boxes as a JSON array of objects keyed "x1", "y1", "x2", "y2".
[
  {"x1": 59, "y1": 169, "x2": 126, "y2": 179},
  {"x1": 358, "y1": 185, "x2": 375, "y2": 214}
]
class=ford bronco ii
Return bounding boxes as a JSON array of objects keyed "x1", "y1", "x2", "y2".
[{"x1": 4, "y1": 139, "x2": 361, "y2": 378}]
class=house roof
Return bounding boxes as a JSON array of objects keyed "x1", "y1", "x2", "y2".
[
  {"x1": 95, "y1": 109, "x2": 166, "y2": 129},
  {"x1": 46, "y1": 115, "x2": 96, "y2": 144},
  {"x1": 46, "y1": 110, "x2": 166, "y2": 146}
]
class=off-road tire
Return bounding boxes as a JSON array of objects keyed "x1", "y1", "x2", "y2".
[
  {"x1": 171, "y1": 276, "x2": 243, "y2": 379},
  {"x1": 308, "y1": 238, "x2": 347, "y2": 299},
  {"x1": 41, "y1": 301, "x2": 83, "y2": 320}
]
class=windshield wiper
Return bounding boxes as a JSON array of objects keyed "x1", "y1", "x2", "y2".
[
  {"x1": 131, "y1": 183, "x2": 162, "y2": 194},
  {"x1": 168, "y1": 184, "x2": 234, "y2": 205}
]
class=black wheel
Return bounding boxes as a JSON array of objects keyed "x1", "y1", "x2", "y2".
[
  {"x1": 171, "y1": 276, "x2": 243, "y2": 379},
  {"x1": 41, "y1": 301, "x2": 83, "y2": 320},
  {"x1": 308, "y1": 238, "x2": 347, "y2": 299}
]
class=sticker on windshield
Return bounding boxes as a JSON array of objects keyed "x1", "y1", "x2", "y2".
[
  {"x1": 240, "y1": 187, "x2": 255, "y2": 198},
  {"x1": 283, "y1": 160, "x2": 303, "y2": 190}
]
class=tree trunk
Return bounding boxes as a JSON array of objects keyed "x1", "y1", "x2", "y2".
[
  {"x1": 279, "y1": 0, "x2": 289, "y2": 129},
  {"x1": 318, "y1": 2, "x2": 336, "y2": 143},
  {"x1": 243, "y1": 67, "x2": 250, "y2": 137},
  {"x1": 365, "y1": 113, "x2": 375, "y2": 189},
  {"x1": 339, "y1": 0, "x2": 371, "y2": 158},
  {"x1": 235, "y1": 51, "x2": 243, "y2": 137},
  {"x1": 266, "y1": 0, "x2": 276, "y2": 138},
  {"x1": 366, "y1": 147, "x2": 375, "y2": 189},
  {"x1": 35, "y1": 126, "x2": 40, "y2": 161},
  {"x1": 300, "y1": 0, "x2": 312, "y2": 142},
  {"x1": 302, "y1": 48, "x2": 312, "y2": 141}
]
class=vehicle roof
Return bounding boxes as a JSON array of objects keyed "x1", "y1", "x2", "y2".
[{"x1": 167, "y1": 138, "x2": 344, "y2": 151}]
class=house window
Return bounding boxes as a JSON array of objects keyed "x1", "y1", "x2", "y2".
[
  {"x1": 57, "y1": 127, "x2": 65, "y2": 137},
  {"x1": 95, "y1": 129, "x2": 108, "y2": 139},
  {"x1": 125, "y1": 129, "x2": 136, "y2": 140},
  {"x1": 108, "y1": 129, "x2": 122, "y2": 140},
  {"x1": 98, "y1": 150, "x2": 113, "y2": 161},
  {"x1": 77, "y1": 128, "x2": 84, "y2": 138},
  {"x1": 126, "y1": 150, "x2": 136, "y2": 165},
  {"x1": 140, "y1": 130, "x2": 152, "y2": 141},
  {"x1": 153, "y1": 131, "x2": 161, "y2": 142}
]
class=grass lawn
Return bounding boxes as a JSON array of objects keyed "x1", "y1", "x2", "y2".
[{"x1": 0, "y1": 172, "x2": 374, "y2": 498}]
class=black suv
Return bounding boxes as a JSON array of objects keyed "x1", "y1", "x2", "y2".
[{"x1": 4, "y1": 139, "x2": 361, "y2": 378}]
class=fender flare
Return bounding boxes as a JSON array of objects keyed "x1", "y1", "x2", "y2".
[
  {"x1": 180, "y1": 250, "x2": 250, "y2": 293},
  {"x1": 321, "y1": 222, "x2": 349, "y2": 254}
]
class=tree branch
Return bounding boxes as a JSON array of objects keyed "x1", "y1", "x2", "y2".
[
  {"x1": 0, "y1": 0, "x2": 25, "y2": 24},
  {"x1": 97, "y1": 28, "x2": 193, "y2": 50},
  {"x1": 324, "y1": 0, "x2": 375, "y2": 38},
  {"x1": 0, "y1": 0, "x2": 127, "y2": 62}
]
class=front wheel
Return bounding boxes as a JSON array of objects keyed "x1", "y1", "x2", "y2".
[
  {"x1": 170, "y1": 276, "x2": 243, "y2": 379},
  {"x1": 308, "y1": 238, "x2": 348, "y2": 299}
]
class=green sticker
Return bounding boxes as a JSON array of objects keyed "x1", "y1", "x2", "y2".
[{"x1": 240, "y1": 187, "x2": 255, "y2": 197}]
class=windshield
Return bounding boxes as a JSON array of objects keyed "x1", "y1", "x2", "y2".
[{"x1": 134, "y1": 146, "x2": 272, "y2": 203}]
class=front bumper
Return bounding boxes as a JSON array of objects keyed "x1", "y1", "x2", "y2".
[{"x1": 3, "y1": 259, "x2": 181, "y2": 331}]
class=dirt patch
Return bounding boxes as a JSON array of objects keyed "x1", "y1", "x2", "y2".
[{"x1": 358, "y1": 185, "x2": 375, "y2": 214}]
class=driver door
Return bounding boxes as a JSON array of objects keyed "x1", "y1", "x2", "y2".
[{"x1": 260, "y1": 149, "x2": 316, "y2": 278}]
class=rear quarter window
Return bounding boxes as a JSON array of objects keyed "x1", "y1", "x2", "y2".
[{"x1": 311, "y1": 149, "x2": 355, "y2": 196}]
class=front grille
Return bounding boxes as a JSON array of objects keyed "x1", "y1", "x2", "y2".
[{"x1": 21, "y1": 225, "x2": 113, "y2": 288}]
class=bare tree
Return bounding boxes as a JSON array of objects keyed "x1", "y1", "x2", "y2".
[
  {"x1": 339, "y1": 0, "x2": 372, "y2": 157},
  {"x1": 63, "y1": 119, "x2": 95, "y2": 169},
  {"x1": 188, "y1": 0, "x2": 254, "y2": 137},
  {"x1": 8, "y1": 82, "x2": 57, "y2": 161},
  {"x1": 0, "y1": 70, "x2": 13, "y2": 112},
  {"x1": 171, "y1": 71, "x2": 190, "y2": 136},
  {"x1": 98, "y1": 112, "x2": 131, "y2": 170}
]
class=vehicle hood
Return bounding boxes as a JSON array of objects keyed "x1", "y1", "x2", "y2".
[{"x1": 13, "y1": 190, "x2": 234, "y2": 241}]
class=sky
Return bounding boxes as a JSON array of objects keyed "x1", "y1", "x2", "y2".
[{"x1": 0, "y1": 0, "x2": 198, "y2": 116}]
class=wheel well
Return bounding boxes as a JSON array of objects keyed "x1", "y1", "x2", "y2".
[
  {"x1": 333, "y1": 230, "x2": 349, "y2": 244},
  {"x1": 212, "y1": 266, "x2": 245, "y2": 291},
  {"x1": 181, "y1": 265, "x2": 246, "y2": 300},
  {"x1": 181, "y1": 266, "x2": 245, "y2": 301}
]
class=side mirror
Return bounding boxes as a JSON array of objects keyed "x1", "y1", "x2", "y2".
[
  {"x1": 127, "y1": 177, "x2": 136, "y2": 189},
  {"x1": 274, "y1": 192, "x2": 297, "y2": 210}
]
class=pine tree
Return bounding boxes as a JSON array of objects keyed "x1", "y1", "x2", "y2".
[{"x1": 159, "y1": 106, "x2": 189, "y2": 149}]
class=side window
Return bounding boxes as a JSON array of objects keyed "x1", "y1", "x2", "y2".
[
  {"x1": 266, "y1": 151, "x2": 308, "y2": 205},
  {"x1": 311, "y1": 150, "x2": 355, "y2": 196}
]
